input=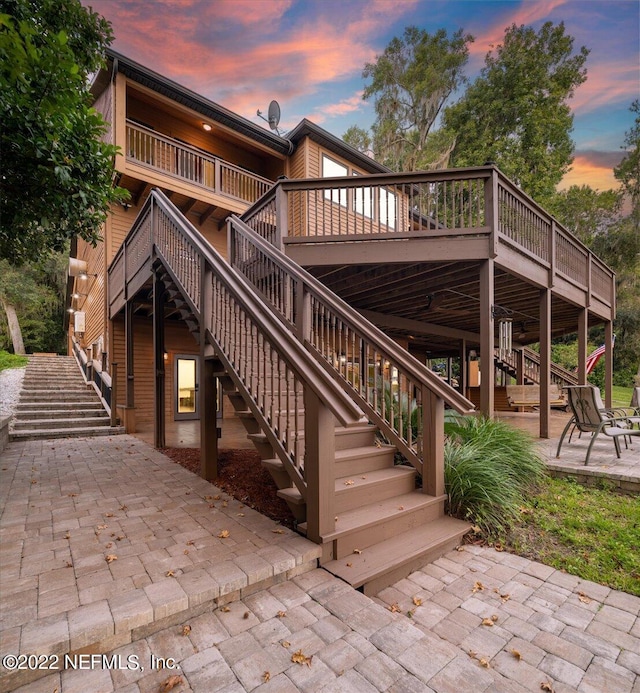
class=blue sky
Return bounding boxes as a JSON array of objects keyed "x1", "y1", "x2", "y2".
[{"x1": 86, "y1": 0, "x2": 639, "y2": 191}]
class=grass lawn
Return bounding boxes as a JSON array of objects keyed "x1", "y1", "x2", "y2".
[
  {"x1": 496, "y1": 476, "x2": 640, "y2": 596},
  {"x1": 0, "y1": 350, "x2": 28, "y2": 372},
  {"x1": 612, "y1": 384, "x2": 634, "y2": 408}
]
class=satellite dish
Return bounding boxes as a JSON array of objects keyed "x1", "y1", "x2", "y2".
[
  {"x1": 257, "y1": 100, "x2": 282, "y2": 135},
  {"x1": 268, "y1": 100, "x2": 281, "y2": 131}
]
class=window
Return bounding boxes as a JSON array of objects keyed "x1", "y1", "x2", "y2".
[
  {"x1": 379, "y1": 188, "x2": 397, "y2": 229},
  {"x1": 353, "y1": 172, "x2": 373, "y2": 219},
  {"x1": 322, "y1": 155, "x2": 347, "y2": 206}
]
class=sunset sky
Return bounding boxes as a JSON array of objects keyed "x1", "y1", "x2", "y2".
[{"x1": 85, "y1": 0, "x2": 639, "y2": 192}]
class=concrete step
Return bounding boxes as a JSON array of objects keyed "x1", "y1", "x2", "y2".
[
  {"x1": 19, "y1": 392, "x2": 99, "y2": 402},
  {"x1": 9, "y1": 426, "x2": 126, "y2": 441},
  {"x1": 11, "y1": 416, "x2": 110, "y2": 431},
  {"x1": 322, "y1": 515, "x2": 470, "y2": 595},
  {"x1": 13, "y1": 401, "x2": 104, "y2": 412},
  {"x1": 11, "y1": 408, "x2": 106, "y2": 420}
]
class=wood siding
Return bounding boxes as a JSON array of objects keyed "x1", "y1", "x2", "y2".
[
  {"x1": 93, "y1": 83, "x2": 114, "y2": 144},
  {"x1": 73, "y1": 237, "x2": 106, "y2": 351}
]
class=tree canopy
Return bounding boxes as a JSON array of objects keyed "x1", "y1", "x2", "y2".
[
  {"x1": 445, "y1": 22, "x2": 588, "y2": 205},
  {"x1": 0, "y1": 0, "x2": 126, "y2": 265},
  {"x1": 353, "y1": 26, "x2": 473, "y2": 171}
]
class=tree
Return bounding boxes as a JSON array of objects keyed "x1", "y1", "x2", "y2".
[
  {"x1": 445, "y1": 22, "x2": 589, "y2": 205},
  {"x1": 0, "y1": 0, "x2": 127, "y2": 265},
  {"x1": 356, "y1": 26, "x2": 473, "y2": 171},
  {"x1": 547, "y1": 185, "x2": 621, "y2": 246},
  {"x1": 614, "y1": 100, "x2": 639, "y2": 230}
]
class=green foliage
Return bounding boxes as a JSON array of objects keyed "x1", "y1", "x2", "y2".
[
  {"x1": 503, "y1": 477, "x2": 640, "y2": 595},
  {"x1": 446, "y1": 22, "x2": 588, "y2": 205},
  {"x1": 444, "y1": 415, "x2": 546, "y2": 533},
  {"x1": 342, "y1": 125, "x2": 371, "y2": 155},
  {"x1": 360, "y1": 26, "x2": 473, "y2": 171},
  {"x1": 614, "y1": 100, "x2": 639, "y2": 228},
  {"x1": 0, "y1": 0, "x2": 128, "y2": 264},
  {"x1": 0, "y1": 350, "x2": 28, "y2": 371},
  {"x1": 547, "y1": 185, "x2": 621, "y2": 246},
  {"x1": 0, "y1": 255, "x2": 67, "y2": 353}
]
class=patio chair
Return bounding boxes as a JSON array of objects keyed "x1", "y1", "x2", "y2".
[{"x1": 556, "y1": 385, "x2": 640, "y2": 465}]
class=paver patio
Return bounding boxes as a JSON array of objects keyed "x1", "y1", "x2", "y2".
[{"x1": 1, "y1": 433, "x2": 638, "y2": 692}]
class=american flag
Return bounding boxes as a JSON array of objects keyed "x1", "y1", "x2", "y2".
[{"x1": 586, "y1": 335, "x2": 615, "y2": 374}]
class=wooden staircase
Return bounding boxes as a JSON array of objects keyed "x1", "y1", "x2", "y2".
[
  {"x1": 110, "y1": 190, "x2": 474, "y2": 595},
  {"x1": 213, "y1": 359, "x2": 468, "y2": 594}
]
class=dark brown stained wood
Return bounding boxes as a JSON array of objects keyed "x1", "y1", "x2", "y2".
[{"x1": 199, "y1": 204, "x2": 218, "y2": 226}]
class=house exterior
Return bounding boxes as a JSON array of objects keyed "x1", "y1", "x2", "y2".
[{"x1": 67, "y1": 49, "x2": 615, "y2": 592}]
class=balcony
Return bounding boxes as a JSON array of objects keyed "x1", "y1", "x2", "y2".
[{"x1": 125, "y1": 120, "x2": 273, "y2": 206}]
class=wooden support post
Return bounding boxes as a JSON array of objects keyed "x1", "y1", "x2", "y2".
[
  {"x1": 303, "y1": 389, "x2": 335, "y2": 543},
  {"x1": 605, "y1": 321, "x2": 614, "y2": 408},
  {"x1": 422, "y1": 387, "x2": 444, "y2": 497},
  {"x1": 125, "y1": 301, "x2": 135, "y2": 406},
  {"x1": 200, "y1": 263, "x2": 218, "y2": 480},
  {"x1": 110, "y1": 362, "x2": 118, "y2": 427},
  {"x1": 539, "y1": 288, "x2": 551, "y2": 439},
  {"x1": 459, "y1": 339, "x2": 467, "y2": 395},
  {"x1": 577, "y1": 308, "x2": 588, "y2": 385},
  {"x1": 516, "y1": 348, "x2": 525, "y2": 386},
  {"x1": 153, "y1": 270, "x2": 166, "y2": 449},
  {"x1": 479, "y1": 259, "x2": 494, "y2": 417}
]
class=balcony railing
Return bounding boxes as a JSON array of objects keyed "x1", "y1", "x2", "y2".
[
  {"x1": 126, "y1": 120, "x2": 273, "y2": 205},
  {"x1": 241, "y1": 167, "x2": 615, "y2": 308}
]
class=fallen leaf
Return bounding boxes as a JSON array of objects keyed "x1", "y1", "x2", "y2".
[
  {"x1": 353, "y1": 548, "x2": 362, "y2": 554},
  {"x1": 217, "y1": 530, "x2": 230, "y2": 539},
  {"x1": 479, "y1": 658, "x2": 490, "y2": 668},
  {"x1": 388, "y1": 603, "x2": 401, "y2": 613},
  {"x1": 237, "y1": 513, "x2": 245, "y2": 517},
  {"x1": 183, "y1": 549, "x2": 189, "y2": 555},
  {"x1": 467, "y1": 650, "x2": 477, "y2": 659},
  {"x1": 68, "y1": 493, "x2": 78, "y2": 497},
  {"x1": 166, "y1": 570, "x2": 175, "y2": 577},
  {"x1": 361, "y1": 476, "x2": 366, "y2": 479},
  {"x1": 471, "y1": 525, "x2": 482, "y2": 534},
  {"x1": 281, "y1": 640, "x2": 291, "y2": 648},
  {"x1": 398, "y1": 505, "x2": 404, "y2": 510},
  {"x1": 481, "y1": 618, "x2": 494, "y2": 627},
  {"x1": 494, "y1": 543, "x2": 504, "y2": 552},
  {"x1": 220, "y1": 606, "x2": 231, "y2": 612},
  {"x1": 208, "y1": 503, "x2": 216, "y2": 508},
  {"x1": 472, "y1": 581, "x2": 484, "y2": 593},
  {"x1": 577, "y1": 591, "x2": 592, "y2": 604},
  {"x1": 119, "y1": 505, "x2": 127, "y2": 512},
  {"x1": 159, "y1": 674, "x2": 183, "y2": 692},
  {"x1": 65, "y1": 561, "x2": 72, "y2": 568},
  {"x1": 456, "y1": 545, "x2": 465, "y2": 552},
  {"x1": 540, "y1": 683, "x2": 555, "y2": 692},
  {"x1": 243, "y1": 611, "x2": 250, "y2": 619},
  {"x1": 180, "y1": 625, "x2": 191, "y2": 636},
  {"x1": 511, "y1": 649, "x2": 522, "y2": 661},
  {"x1": 262, "y1": 671, "x2": 271, "y2": 683},
  {"x1": 407, "y1": 609, "x2": 414, "y2": 618},
  {"x1": 214, "y1": 494, "x2": 221, "y2": 500},
  {"x1": 205, "y1": 495, "x2": 213, "y2": 500},
  {"x1": 105, "y1": 554, "x2": 118, "y2": 563},
  {"x1": 222, "y1": 501, "x2": 228, "y2": 508},
  {"x1": 344, "y1": 480, "x2": 355, "y2": 486},
  {"x1": 276, "y1": 611, "x2": 287, "y2": 618},
  {"x1": 412, "y1": 596, "x2": 423, "y2": 607},
  {"x1": 291, "y1": 649, "x2": 313, "y2": 667},
  {"x1": 64, "y1": 532, "x2": 70, "y2": 540},
  {"x1": 491, "y1": 614, "x2": 498, "y2": 622},
  {"x1": 272, "y1": 529, "x2": 286, "y2": 534},
  {"x1": 346, "y1": 562, "x2": 353, "y2": 567},
  {"x1": 500, "y1": 593, "x2": 511, "y2": 603},
  {"x1": 105, "y1": 542, "x2": 113, "y2": 549},
  {"x1": 116, "y1": 535, "x2": 124, "y2": 541},
  {"x1": 30, "y1": 479, "x2": 37, "y2": 484},
  {"x1": 104, "y1": 512, "x2": 113, "y2": 517},
  {"x1": 186, "y1": 540, "x2": 195, "y2": 546}
]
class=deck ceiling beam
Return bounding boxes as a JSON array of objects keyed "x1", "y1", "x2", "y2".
[
  {"x1": 358, "y1": 309, "x2": 480, "y2": 343},
  {"x1": 199, "y1": 205, "x2": 218, "y2": 226}
]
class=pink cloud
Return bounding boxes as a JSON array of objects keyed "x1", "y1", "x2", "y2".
[
  {"x1": 570, "y1": 60, "x2": 639, "y2": 113},
  {"x1": 559, "y1": 152, "x2": 624, "y2": 192}
]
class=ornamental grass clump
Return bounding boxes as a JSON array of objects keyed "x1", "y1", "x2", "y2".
[{"x1": 444, "y1": 415, "x2": 546, "y2": 534}]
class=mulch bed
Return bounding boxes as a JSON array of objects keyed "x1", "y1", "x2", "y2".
[{"x1": 162, "y1": 447, "x2": 295, "y2": 528}]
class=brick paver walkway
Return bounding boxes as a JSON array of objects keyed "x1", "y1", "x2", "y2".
[{"x1": 1, "y1": 436, "x2": 638, "y2": 692}]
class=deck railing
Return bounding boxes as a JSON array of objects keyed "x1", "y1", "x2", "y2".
[
  {"x1": 495, "y1": 346, "x2": 578, "y2": 388},
  {"x1": 241, "y1": 166, "x2": 615, "y2": 307},
  {"x1": 228, "y1": 214, "x2": 474, "y2": 491},
  {"x1": 126, "y1": 120, "x2": 273, "y2": 205},
  {"x1": 109, "y1": 190, "x2": 369, "y2": 540}
]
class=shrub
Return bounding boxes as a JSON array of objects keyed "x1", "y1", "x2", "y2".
[{"x1": 444, "y1": 415, "x2": 546, "y2": 534}]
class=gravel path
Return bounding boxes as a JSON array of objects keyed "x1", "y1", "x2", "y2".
[{"x1": 0, "y1": 366, "x2": 26, "y2": 418}]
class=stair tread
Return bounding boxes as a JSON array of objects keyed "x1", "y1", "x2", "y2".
[
  {"x1": 335, "y1": 464, "x2": 415, "y2": 491},
  {"x1": 325, "y1": 491, "x2": 447, "y2": 540},
  {"x1": 323, "y1": 516, "x2": 470, "y2": 588},
  {"x1": 335, "y1": 444, "x2": 395, "y2": 461}
]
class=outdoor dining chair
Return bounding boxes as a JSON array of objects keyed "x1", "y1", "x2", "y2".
[{"x1": 556, "y1": 385, "x2": 640, "y2": 465}]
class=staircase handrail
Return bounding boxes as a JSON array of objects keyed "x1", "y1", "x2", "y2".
[
  {"x1": 134, "y1": 190, "x2": 365, "y2": 497},
  {"x1": 228, "y1": 214, "x2": 475, "y2": 479},
  {"x1": 495, "y1": 346, "x2": 578, "y2": 387}
]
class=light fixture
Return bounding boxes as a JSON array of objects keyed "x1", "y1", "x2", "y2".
[
  {"x1": 120, "y1": 201, "x2": 132, "y2": 211},
  {"x1": 67, "y1": 307, "x2": 75, "y2": 314},
  {"x1": 202, "y1": 122, "x2": 212, "y2": 132}
]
